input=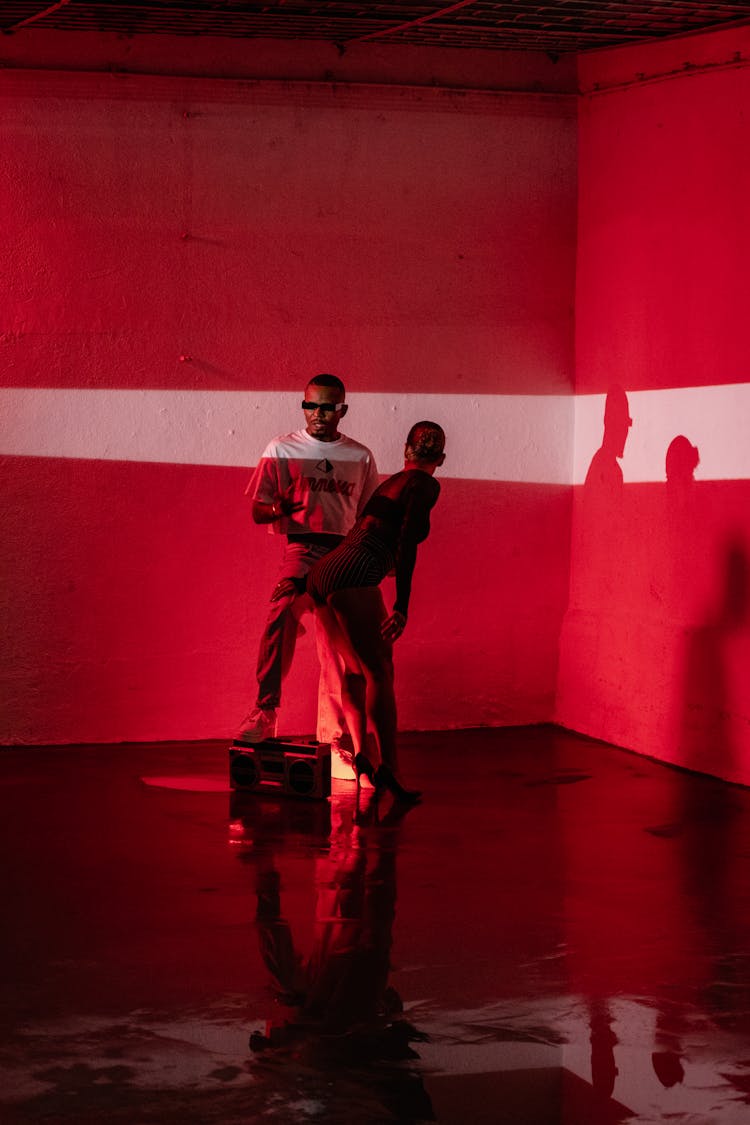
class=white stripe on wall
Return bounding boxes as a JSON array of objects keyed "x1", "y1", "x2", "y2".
[
  {"x1": 572, "y1": 383, "x2": 750, "y2": 485},
  {"x1": 2, "y1": 384, "x2": 747, "y2": 484},
  {"x1": 0, "y1": 388, "x2": 574, "y2": 484}
]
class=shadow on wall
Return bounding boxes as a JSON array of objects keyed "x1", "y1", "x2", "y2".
[
  {"x1": 584, "y1": 384, "x2": 632, "y2": 498},
  {"x1": 678, "y1": 532, "x2": 749, "y2": 781},
  {"x1": 580, "y1": 385, "x2": 632, "y2": 612},
  {"x1": 577, "y1": 385, "x2": 750, "y2": 783},
  {"x1": 658, "y1": 427, "x2": 750, "y2": 787},
  {"x1": 664, "y1": 425, "x2": 747, "y2": 783}
]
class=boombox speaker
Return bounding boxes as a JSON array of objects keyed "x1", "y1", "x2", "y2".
[{"x1": 229, "y1": 738, "x2": 331, "y2": 800}]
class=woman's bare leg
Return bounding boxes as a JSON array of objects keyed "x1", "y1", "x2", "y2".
[
  {"x1": 326, "y1": 589, "x2": 399, "y2": 772},
  {"x1": 314, "y1": 605, "x2": 369, "y2": 764}
]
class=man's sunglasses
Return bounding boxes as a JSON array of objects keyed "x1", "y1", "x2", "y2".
[{"x1": 301, "y1": 401, "x2": 345, "y2": 414}]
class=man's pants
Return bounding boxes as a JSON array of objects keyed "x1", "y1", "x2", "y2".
[{"x1": 255, "y1": 539, "x2": 349, "y2": 746}]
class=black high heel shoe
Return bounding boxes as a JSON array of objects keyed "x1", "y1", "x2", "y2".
[
  {"x1": 374, "y1": 764, "x2": 421, "y2": 804},
  {"x1": 354, "y1": 752, "x2": 376, "y2": 788}
]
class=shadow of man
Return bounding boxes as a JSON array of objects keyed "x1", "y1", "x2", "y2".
[
  {"x1": 584, "y1": 385, "x2": 632, "y2": 497},
  {"x1": 580, "y1": 385, "x2": 633, "y2": 610}
]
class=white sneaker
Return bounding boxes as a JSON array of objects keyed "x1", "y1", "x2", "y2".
[{"x1": 236, "y1": 707, "x2": 277, "y2": 742}]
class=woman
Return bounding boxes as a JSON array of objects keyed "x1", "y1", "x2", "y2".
[{"x1": 305, "y1": 421, "x2": 445, "y2": 802}]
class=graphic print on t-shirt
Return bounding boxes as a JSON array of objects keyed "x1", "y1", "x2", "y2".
[{"x1": 246, "y1": 429, "x2": 380, "y2": 537}]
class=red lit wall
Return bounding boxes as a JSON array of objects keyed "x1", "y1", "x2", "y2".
[
  {"x1": 0, "y1": 40, "x2": 576, "y2": 744},
  {"x1": 556, "y1": 25, "x2": 750, "y2": 784}
]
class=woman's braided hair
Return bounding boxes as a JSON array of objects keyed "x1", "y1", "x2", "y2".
[{"x1": 405, "y1": 421, "x2": 445, "y2": 464}]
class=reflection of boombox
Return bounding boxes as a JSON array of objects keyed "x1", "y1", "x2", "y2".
[
  {"x1": 229, "y1": 738, "x2": 331, "y2": 800},
  {"x1": 228, "y1": 790, "x2": 332, "y2": 845}
]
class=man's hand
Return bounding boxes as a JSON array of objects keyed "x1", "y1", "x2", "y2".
[
  {"x1": 381, "y1": 610, "x2": 407, "y2": 642},
  {"x1": 273, "y1": 483, "x2": 304, "y2": 519},
  {"x1": 252, "y1": 481, "x2": 305, "y2": 525}
]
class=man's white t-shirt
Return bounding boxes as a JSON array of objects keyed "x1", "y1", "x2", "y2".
[{"x1": 247, "y1": 429, "x2": 380, "y2": 537}]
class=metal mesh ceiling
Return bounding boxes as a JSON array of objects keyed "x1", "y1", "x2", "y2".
[{"x1": 3, "y1": 1, "x2": 750, "y2": 53}]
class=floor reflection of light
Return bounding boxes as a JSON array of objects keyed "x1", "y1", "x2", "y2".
[
  {"x1": 140, "y1": 775, "x2": 230, "y2": 792},
  {"x1": 1, "y1": 1004, "x2": 255, "y2": 1102},
  {"x1": 413, "y1": 994, "x2": 748, "y2": 1121}
]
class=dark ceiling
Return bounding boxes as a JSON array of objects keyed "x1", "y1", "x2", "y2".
[{"x1": 3, "y1": 0, "x2": 750, "y2": 54}]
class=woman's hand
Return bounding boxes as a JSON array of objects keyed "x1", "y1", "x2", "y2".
[
  {"x1": 271, "y1": 577, "x2": 303, "y2": 602},
  {"x1": 381, "y1": 610, "x2": 407, "y2": 642}
]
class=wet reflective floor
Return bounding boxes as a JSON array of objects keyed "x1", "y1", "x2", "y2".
[{"x1": 2, "y1": 726, "x2": 750, "y2": 1124}]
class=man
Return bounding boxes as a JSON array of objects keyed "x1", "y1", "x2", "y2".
[{"x1": 238, "y1": 374, "x2": 379, "y2": 742}]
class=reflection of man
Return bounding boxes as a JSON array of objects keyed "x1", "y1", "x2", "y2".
[
  {"x1": 237, "y1": 374, "x2": 379, "y2": 742},
  {"x1": 248, "y1": 796, "x2": 429, "y2": 1055}
]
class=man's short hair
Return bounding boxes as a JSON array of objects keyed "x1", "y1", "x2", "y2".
[{"x1": 308, "y1": 373, "x2": 345, "y2": 395}]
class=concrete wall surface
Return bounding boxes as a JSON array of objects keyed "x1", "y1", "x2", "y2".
[
  {"x1": 1, "y1": 47, "x2": 576, "y2": 744},
  {"x1": 557, "y1": 24, "x2": 750, "y2": 784}
]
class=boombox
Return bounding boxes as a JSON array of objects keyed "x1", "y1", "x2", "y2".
[{"x1": 229, "y1": 738, "x2": 331, "y2": 800}]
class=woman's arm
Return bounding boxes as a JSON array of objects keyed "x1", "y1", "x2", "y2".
[{"x1": 391, "y1": 474, "x2": 441, "y2": 621}]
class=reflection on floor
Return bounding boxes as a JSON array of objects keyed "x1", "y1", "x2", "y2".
[{"x1": 1, "y1": 726, "x2": 750, "y2": 1124}]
